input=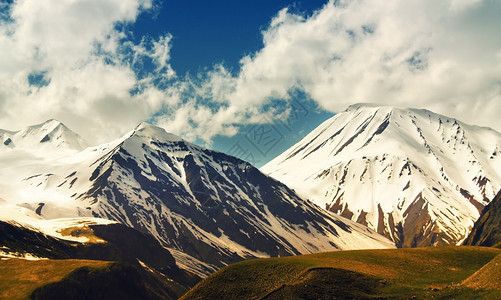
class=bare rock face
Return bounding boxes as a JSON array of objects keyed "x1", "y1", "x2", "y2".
[
  {"x1": 464, "y1": 189, "x2": 501, "y2": 247},
  {"x1": 262, "y1": 104, "x2": 501, "y2": 247}
]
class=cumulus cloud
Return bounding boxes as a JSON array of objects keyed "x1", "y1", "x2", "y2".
[
  {"x1": 0, "y1": 0, "x2": 171, "y2": 142},
  {"x1": 1, "y1": 0, "x2": 500, "y2": 146},
  {"x1": 219, "y1": 0, "x2": 501, "y2": 131},
  {"x1": 155, "y1": 0, "x2": 501, "y2": 139}
]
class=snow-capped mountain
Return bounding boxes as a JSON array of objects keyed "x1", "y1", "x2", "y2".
[
  {"x1": 0, "y1": 119, "x2": 87, "y2": 152},
  {"x1": 262, "y1": 104, "x2": 501, "y2": 247},
  {"x1": 0, "y1": 121, "x2": 394, "y2": 268}
]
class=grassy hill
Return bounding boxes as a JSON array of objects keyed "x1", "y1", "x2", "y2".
[
  {"x1": 463, "y1": 254, "x2": 501, "y2": 290},
  {"x1": 0, "y1": 220, "x2": 202, "y2": 299},
  {"x1": 0, "y1": 258, "x2": 194, "y2": 299},
  {"x1": 0, "y1": 259, "x2": 110, "y2": 300},
  {"x1": 182, "y1": 246, "x2": 501, "y2": 299}
]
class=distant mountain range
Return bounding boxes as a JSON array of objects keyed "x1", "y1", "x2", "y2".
[
  {"x1": 0, "y1": 118, "x2": 87, "y2": 151},
  {"x1": 0, "y1": 119, "x2": 393, "y2": 270},
  {"x1": 3, "y1": 104, "x2": 501, "y2": 298},
  {"x1": 262, "y1": 104, "x2": 501, "y2": 247}
]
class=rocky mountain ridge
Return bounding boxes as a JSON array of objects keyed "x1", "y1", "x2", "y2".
[
  {"x1": 262, "y1": 104, "x2": 501, "y2": 247},
  {"x1": 0, "y1": 120, "x2": 394, "y2": 269}
]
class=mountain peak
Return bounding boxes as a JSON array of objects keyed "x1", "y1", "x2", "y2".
[
  {"x1": 262, "y1": 104, "x2": 501, "y2": 247},
  {"x1": 43, "y1": 118, "x2": 62, "y2": 125},
  {"x1": 0, "y1": 119, "x2": 88, "y2": 152},
  {"x1": 134, "y1": 121, "x2": 159, "y2": 131},
  {"x1": 346, "y1": 103, "x2": 389, "y2": 111},
  {"x1": 345, "y1": 103, "x2": 449, "y2": 121},
  {"x1": 31, "y1": 119, "x2": 64, "y2": 130},
  {"x1": 132, "y1": 122, "x2": 184, "y2": 143}
]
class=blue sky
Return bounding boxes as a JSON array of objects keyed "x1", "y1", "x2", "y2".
[
  {"x1": 129, "y1": 0, "x2": 333, "y2": 166},
  {"x1": 1, "y1": 0, "x2": 500, "y2": 167},
  {"x1": 213, "y1": 98, "x2": 332, "y2": 167},
  {"x1": 132, "y1": 1, "x2": 329, "y2": 75}
]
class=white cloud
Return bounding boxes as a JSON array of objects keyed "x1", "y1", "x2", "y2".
[
  {"x1": 214, "y1": 0, "x2": 501, "y2": 131},
  {"x1": 11, "y1": 0, "x2": 143, "y2": 68},
  {"x1": 0, "y1": 0, "x2": 175, "y2": 142},
  {"x1": 158, "y1": 0, "x2": 501, "y2": 140},
  {"x1": 1, "y1": 0, "x2": 500, "y2": 146}
]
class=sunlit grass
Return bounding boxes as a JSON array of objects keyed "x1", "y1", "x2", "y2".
[
  {"x1": 182, "y1": 246, "x2": 501, "y2": 299},
  {"x1": 0, "y1": 259, "x2": 111, "y2": 300}
]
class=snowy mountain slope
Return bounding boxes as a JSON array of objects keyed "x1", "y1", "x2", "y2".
[
  {"x1": 0, "y1": 122, "x2": 394, "y2": 268},
  {"x1": 0, "y1": 200, "x2": 116, "y2": 244},
  {"x1": 0, "y1": 119, "x2": 88, "y2": 152},
  {"x1": 261, "y1": 104, "x2": 501, "y2": 247},
  {"x1": 0, "y1": 120, "x2": 92, "y2": 219}
]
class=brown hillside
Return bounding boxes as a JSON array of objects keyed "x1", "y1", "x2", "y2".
[
  {"x1": 464, "y1": 189, "x2": 501, "y2": 247},
  {"x1": 182, "y1": 246, "x2": 501, "y2": 300},
  {"x1": 463, "y1": 254, "x2": 501, "y2": 290},
  {"x1": 0, "y1": 259, "x2": 110, "y2": 300}
]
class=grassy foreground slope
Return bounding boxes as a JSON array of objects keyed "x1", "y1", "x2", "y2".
[
  {"x1": 0, "y1": 259, "x2": 110, "y2": 300},
  {"x1": 1, "y1": 258, "x2": 191, "y2": 300},
  {"x1": 182, "y1": 246, "x2": 501, "y2": 300},
  {"x1": 463, "y1": 254, "x2": 501, "y2": 290}
]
